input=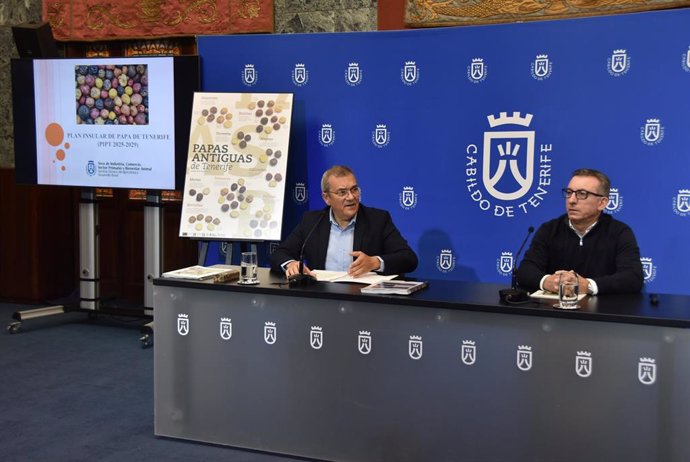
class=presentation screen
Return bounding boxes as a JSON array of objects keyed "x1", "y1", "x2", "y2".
[{"x1": 11, "y1": 55, "x2": 199, "y2": 190}]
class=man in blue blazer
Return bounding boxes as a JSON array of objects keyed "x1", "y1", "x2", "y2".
[{"x1": 270, "y1": 165, "x2": 418, "y2": 278}]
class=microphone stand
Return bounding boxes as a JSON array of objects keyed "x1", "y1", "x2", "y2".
[
  {"x1": 499, "y1": 226, "x2": 534, "y2": 304},
  {"x1": 289, "y1": 211, "x2": 326, "y2": 286}
]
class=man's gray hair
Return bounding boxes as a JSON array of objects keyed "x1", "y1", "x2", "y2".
[
  {"x1": 321, "y1": 165, "x2": 355, "y2": 193},
  {"x1": 572, "y1": 168, "x2": 611, "y2": 197}
]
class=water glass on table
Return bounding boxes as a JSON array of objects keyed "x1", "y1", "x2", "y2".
[
  {"x1": 557, "y1": 271, "x2": 579, "y2": 309},
  {"x1": 239, "y1": 251, "x2": 259, "y2": 285}
]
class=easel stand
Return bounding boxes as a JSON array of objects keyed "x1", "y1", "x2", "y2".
[
  {"x1": 143, "y1": 191, "x2": 163, "y2": 314},
  {"x1": 139, "y1": 191, "x2": 163, "y2": 347},
  {"x1": 8, "y1": 189, "x2": 100, "y2": 333},
  {"x1": 198, "y1": 240, "x2": 258, "y2": 265},
  {"x1": 79, "y1": 188, "x2": 99, "y2": 310}
]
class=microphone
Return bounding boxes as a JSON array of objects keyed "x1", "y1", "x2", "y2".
[
  {"x1": 500, "y1": 226, "x2": 534, "y2": 304},
  {"x1": 289, "y1": 210, "x2": 326, "y2": 286},
  {"x1": 511, "y1": 226, "x2": 534, "y2": 290}
]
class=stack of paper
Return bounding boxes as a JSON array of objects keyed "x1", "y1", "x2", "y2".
[
  {"x1": 361, "y1": 280, "x2": 428, "y2": 295},
  {"x1": 311, "y1": 270, "x2": 398, "y2": 285}
]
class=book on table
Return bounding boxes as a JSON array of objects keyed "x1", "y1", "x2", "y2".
[
  {"x1": 360, "y1": 280, "x2": 428, "y2": 295},
  {"x1": 161, "y1": 264, "x2": 239, "y2": 283}
]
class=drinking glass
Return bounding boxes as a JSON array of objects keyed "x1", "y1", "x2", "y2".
[
  {"x1": 557, "y1": 271, "x2": 579, "y2": 309},
  {"x1": 239, "y1": 251, "x2": 259, "y2": 284}
]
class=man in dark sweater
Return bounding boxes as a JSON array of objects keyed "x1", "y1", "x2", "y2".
[{"x1": 516, "y1": 168, "x2": 643, "y2": 295}]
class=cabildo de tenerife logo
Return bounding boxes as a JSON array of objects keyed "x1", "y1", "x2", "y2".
[
  {"x1": 673, "y1": 189, "x2": 690, "y2": 216},
  {"x1": 638, "y1": 357, "x2": 656, "y2": 385},
  {"x1": 409, "y1": 335, "x2": 423, "y2": 360},
  {"x1": 465, "y1": 112, "x2": 553, "y2": 217},
  {"x1": 318, "y1": 123, "x2": 335, "y2": 147},
  {"x1": 641, "y1": 257, "x2": 657, "y2": 283},
  {"x1": 640, "y1": 118, "x2": 664, "y2": 145},
  {"x1": 530, "y1": 54, "x2": 552, "y2": 80},
  {"x1": 345, "y1": 62, "x2": 362, "y2": 86},
  {"x1": 605, "y1": 187, "x2": 623, "y2": 214},
  {"x1": 401, "y1": 61, "x2": 419, "y2": 85},
  {"x1": 436, "y1": 249, "x2": 456, "y2": 273},
  {"x1": 264, "y1": 321, "x2": 277, "y2": 345},
  {"x1": 358, "y1": 331, "x2": 372, "y2": 355},
  {"x1": 372, "y1": 124, "x2": 390, "y2": 148},
  {"x1": 607, "y1": 49, "x2": 630, "y2": 77},
  {"x1": 310, "y1": 326, "x2": 323, "y2": 350},
  {"x1": 242, "y1": 64, "x2": 257, "y2": 86},
  {"x1": 516, "y1": 345, "x2": 532, "y2": 371},
  {"x1": 576, "y1": 351, "x2": 592, "y2": 378},
  {"x1": 292, "y1": 63, "x2": 309, "y2": 87},
  {"x1": 219, "y1": 317, "x2": 232, "y2": 340},
  {"x1": 467, "y1": 58, "x2": 487, "y2": 83},
  {"x1": 461, "y1": 340, "x2": 476, "y2": 365},
  {"x1": 682, "y1": 46, "x2": 690, "y2": 73},
  {"x1": 177, "y1": 313, "x2": 189, "y2": 336},
  {"x1": 268, "y1": 242, "x2": 279, "y2": 255},
  {"x1": 293, "y1": 182, "x2": 308, "y2": 204},
  {"x1": 399, "y1": 186, "x2": 418, "y2": 210},
  {"x1": 496, "y1": 251, "x2": 514, "y2": 277}
]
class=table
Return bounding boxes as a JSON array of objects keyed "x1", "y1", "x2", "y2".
[{"x1": 154, "y1": 268, "x2": 690, "y2": 462}]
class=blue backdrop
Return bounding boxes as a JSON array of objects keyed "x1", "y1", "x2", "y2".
[{"x1": 197, "y1": 8, "x2": 690, "y2": 295}]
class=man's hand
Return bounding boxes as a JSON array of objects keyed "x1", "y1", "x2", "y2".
[
  {"x1": 543, "y1": 270, "x2": 567, "y2": 293},
  {"x1": 348, "y1": 251, "x2": 381, "y2": 277},
  {"x1": 285, "y1": 260, "x2": 313, "y2": 278},
  {"x1": 544, "y1": 270, "x2": 590, "y2": 294},
  {"x1": 576, "y1": 274, "x2": 589, "y2": 294}
]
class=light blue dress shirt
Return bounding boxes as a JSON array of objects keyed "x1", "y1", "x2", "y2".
[{"x1": 324, "y1": 208, "x2": 356, "y2": 271}]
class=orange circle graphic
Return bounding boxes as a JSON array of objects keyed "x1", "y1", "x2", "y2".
[{"x1": 45, "y1": 123, "x2": 64, "y2": 147}]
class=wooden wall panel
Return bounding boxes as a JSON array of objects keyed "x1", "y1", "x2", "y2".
[
  {"x1": 0, "y1": 170, "x2": 197, "y2": 305},
  {"x1": 378, "y1": 0, "x2": 408, "y2": 30},
  {"x1": 0, "y1": 168, "x2": 77, "y2": 303}
]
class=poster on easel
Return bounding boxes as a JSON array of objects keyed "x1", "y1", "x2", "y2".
[{"x1": 179, "y1": 92, "x2": 293, "y2": 241}]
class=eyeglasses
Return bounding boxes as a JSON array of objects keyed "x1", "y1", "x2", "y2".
[
  {"x1": 327, "y1": 185, "x2": 361, "y2": 197},
  {"x1": 562, "y1": 188, "x2": 606, "y2": 200}
]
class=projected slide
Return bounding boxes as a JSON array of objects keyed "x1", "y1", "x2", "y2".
[{"x1": 33, "y1": 57, "x2": 176, "y2": 189}]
